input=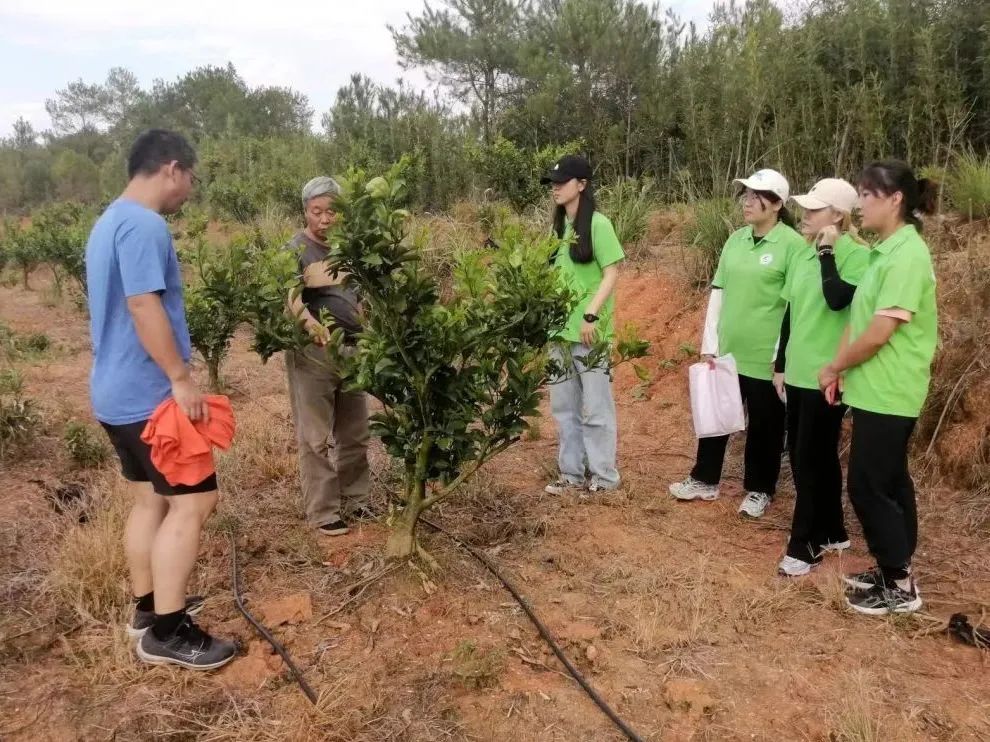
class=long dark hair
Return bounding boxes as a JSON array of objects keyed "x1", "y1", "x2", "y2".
[
  {"x1": 858, "y1": 160, "x2": 938, "y2": 231},
  {"x1": 553, "y1": 182, "x2": 597, "y2": 264},
  {"x1": 740, "y1": 188, "x2": 796, "y2": 230}
]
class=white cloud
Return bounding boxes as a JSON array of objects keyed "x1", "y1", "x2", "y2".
[
  {"x1": 0, "y1": 0, "x2": 718, "y2": 135},
  {"x1": 0, "y1": 101, "x2": 48, "y2": 134}
]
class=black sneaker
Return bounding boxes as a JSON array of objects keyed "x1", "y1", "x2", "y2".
[
  {"x1": 317, "y1": 519, "x2": 349, "y2": 536},
  {"x1": 126, "y1": 596, "x2": 206, "y2": 639},
  {"x1": 136, "y1": 615, "x2": 236, "y2": 670},
  {"x1": 846, "y1": 580, "x2": 922, "y2": 616},
  {"x1": 842, "y1": 567, "x2": 883, "y2": 591}
]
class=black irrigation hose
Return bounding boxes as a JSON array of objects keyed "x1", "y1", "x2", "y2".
[
  {"x1": 420, "y1": 517, "x2": 646, "y2": 742},
  {"x1": 227, "y1": 529, "x2": 319, "y2": 705}
]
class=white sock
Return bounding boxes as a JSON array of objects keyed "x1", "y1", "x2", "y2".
[{"x1": 894, "y1": 577, "x2": 912, "y2": 592}]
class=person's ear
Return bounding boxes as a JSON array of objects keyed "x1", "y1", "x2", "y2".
[{"x1": 576, "y1": 179, "x2": 587, "y2": 193}]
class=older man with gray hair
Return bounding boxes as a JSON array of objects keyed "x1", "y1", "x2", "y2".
[{"x1": 284, "y1": 176, "x2": 370, "y2": 536}]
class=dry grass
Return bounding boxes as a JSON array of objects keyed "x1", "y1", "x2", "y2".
[
  {"x1": 47, "y1": 475, "x2": 130, "y2": 626},
  {"x1": 214, "y1": 406, "x2": 296, "y2": 491},
  {"x1": 828, "y1": 670, "x2": 890, "y2": 742},
  {"x1": 435, "y1": 469, "x2": 550, "y2": 547},
  {"x1": 596, "y1": 554, "x2": 723, "y2": 668},
  {"x1": 3, "y1": 217, "x2": 990, "y2": 742}
]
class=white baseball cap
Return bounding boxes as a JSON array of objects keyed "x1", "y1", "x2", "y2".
[
  {"x1": 791, "y1": 178, "x2": 858, "y2": 214},
  {"x1": 733, "y1": 169, "x2": 790, "y2": 203}
]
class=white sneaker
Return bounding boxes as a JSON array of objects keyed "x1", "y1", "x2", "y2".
[
  {"x1": 587, "y1": 480, "x2": 619, "y2": 494},
  {"x1": 668, "y1": 477, "x2": 719, "y2": 501},
  {"x1": 738, "y1": 492, "x2": 771, "y2": 518},
  {"x1": 778, "y1": 555, "x2": 817, "y2": 577},
  {"x1": 545, "y1": 478, "x2": 583, "y2": 496},
  {"x1": 820, "y1": 540, "x2": 851, "y2": 553}
]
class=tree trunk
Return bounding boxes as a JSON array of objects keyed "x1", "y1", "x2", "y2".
[
  {"x1": 384, "y1": 498, "x2": 423, "y2": 560},
  {"x1": 208, "y1": 358, "x2": 222, "y2": 392},
  {"x1": 22, "y1": 266, "x2": 30, "y2": 290},
  {"x1": 51, "y1": 269, "x2": 63, "y2": 298}
]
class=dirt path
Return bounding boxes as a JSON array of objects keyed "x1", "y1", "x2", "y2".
[{"x1": 1, "y1": 264, "x2": 989, "y2": 741}]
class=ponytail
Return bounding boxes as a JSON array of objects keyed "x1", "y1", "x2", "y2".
[{"x1": 858, "y1": 160, "x2": 939, "y2": 231}]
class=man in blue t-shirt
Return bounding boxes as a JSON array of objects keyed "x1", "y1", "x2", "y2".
[{"x1": 86, "y1": 129, "x2": 234, "y2": 670}]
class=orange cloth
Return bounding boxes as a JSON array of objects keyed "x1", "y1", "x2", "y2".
[{"x1": 141, "y1": 396, "x2": 236, "y2": 486}]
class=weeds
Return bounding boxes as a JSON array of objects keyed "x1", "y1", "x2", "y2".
[
  {"x1": 447, "y1": 640, "x2": 505, "y2": 689},
  {"x1": 947, "y1": 150, "x2": 990, "y2": 220},
  {"x1": 599, "y1": 176, "x2": 656, "y2": 259},
  {"x1": 523, "y1": 416, "x2": 542, "y2": 441},
  {"x1": 0, "y1": 324, "x2": 51, "y2": 359},
  {"x1": 64, "y1": 420, "x2": 110, "y2": 469},
  {"x1": 683, "y1": 198, "x2": 740, "y2": 286},
  {"x1": 0, "y1": 394, "x2": 42, "y2": 458},
  {"x1": 0, "y1": 367, "x2": 23, "y2": 395}
]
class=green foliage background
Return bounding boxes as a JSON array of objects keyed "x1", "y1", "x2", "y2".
[{"x1": 2, "y1": 0, "x2": 988, "y2": 214}]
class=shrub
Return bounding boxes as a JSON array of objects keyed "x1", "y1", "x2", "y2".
[
  {"x1": 2, "y1": 220, "x2": 42, "y2": 290},
  {"x1": 0, "y1": 367, "x2": 23, "y2": 395},
  {"x1": 0, "y1": 325, "x2": 51, "y2": 360},
  {"x1": 684, "y1": 198, "x2": 740, "y2": 286},
  {"x1": 32, "y1": 201, "x2": 93, "y2": 295},
  {"x1": 292, "y1": 163, "x2": 648, "y2": 560},
  {"x1": 598, "y1": 177, "x2": 657, "y2": 258},
  {"x1": 64, "y1": 421, "x2": 110, "y2": 469},
  {"x1": 0, "y1": 395, "x2": 42, "y2": 459},
  {"x1": 183, "y1": 236, "x2": 254, "y2": 391},
  {"x1": 947, "y1": 151, "x2": 990, "y2": 220},
  {"x1": 469, "y1": 136, "x2": 583, "y2": 213}
]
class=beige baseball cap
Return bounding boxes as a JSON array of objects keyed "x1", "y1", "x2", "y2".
[
  {"x1": 733, "y1": 169, "x2": 790, "y2": 202},
  {"x1": 792, "y1": 178, "x2": 858, "y2": 213}
]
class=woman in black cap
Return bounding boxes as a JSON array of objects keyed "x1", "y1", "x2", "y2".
[{"x1": 541, "y1": 155, "x2": 626, "y2": 496}]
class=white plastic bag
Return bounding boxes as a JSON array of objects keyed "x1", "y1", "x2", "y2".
[{"x1": 689, "y1": 353, "x2": 746, "y2": 439}]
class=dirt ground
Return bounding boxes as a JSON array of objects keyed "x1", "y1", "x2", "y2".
[{"x1": 1, "y1": 248, "x2": 989, "y2": 741}]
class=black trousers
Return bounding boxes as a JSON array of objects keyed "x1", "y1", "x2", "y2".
[
  {"x1": 691, "y1": 374, "x2": 786, "y2": 495},
  {"x1": 785, "y1": 386, "x2": 848, "y2": 562},
  {"x1": 847, "y1": 408, "x2": 918, "y2": 581}
]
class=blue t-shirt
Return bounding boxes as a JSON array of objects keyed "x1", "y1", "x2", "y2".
[{"x1": 86, "y1": 199, "x2": 191, "y2": 425}]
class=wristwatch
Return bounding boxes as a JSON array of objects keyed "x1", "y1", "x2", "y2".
[{"x1": 583, "y1": 313, "x2": 599, "y2": 323}]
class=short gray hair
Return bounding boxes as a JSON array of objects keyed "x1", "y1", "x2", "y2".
[{"x1": 301, "y1": 176, "x2": 340, "y2": 208}]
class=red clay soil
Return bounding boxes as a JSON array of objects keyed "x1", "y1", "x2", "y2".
[{"x1": 1, "y1": 262, "x2": 989, "y2": 741}]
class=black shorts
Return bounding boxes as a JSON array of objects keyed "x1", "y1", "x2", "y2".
[{"x1": 100, "y1": 420, "x2": 218, "y2": 496}]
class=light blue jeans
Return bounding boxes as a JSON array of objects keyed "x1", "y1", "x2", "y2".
[{"x1": 549, "y1": 342, "x2": 620, "y2": 489}]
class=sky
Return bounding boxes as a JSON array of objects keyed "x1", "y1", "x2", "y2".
[{"x1": 0, "y1": 0, "x2": 719, "y2": 136}]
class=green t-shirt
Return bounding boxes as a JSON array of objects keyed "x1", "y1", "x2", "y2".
[
  {"x1": 555, "y1": 211, "x2": 626, "y2": 344},
  {"x1": 842, "y1": 225, "x2": 938, "y2": 417},
  {"x1": 712, "y1": 221, "x2": 805, "y2": 380},
  {"x1": 781, "y1": 234, "x2": 869, "y2": 390}
]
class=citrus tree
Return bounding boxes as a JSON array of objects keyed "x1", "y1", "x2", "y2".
[
  {"x1": 2, "y1": 221, "x2": 42, "y2": 290},
  {"x1": 31, "y1": 202, "x2": 92, "y2": 296},
  {"x1": 317, "y1": 163, "x2": 647, "y2": 560},
  {"x1": 183, "y1": 225, "x2": 311, "y2": 391}
]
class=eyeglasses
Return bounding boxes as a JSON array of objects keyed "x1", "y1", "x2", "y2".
[{"x1": 739, "y1": 191, "x2": 765, "y2": 205}]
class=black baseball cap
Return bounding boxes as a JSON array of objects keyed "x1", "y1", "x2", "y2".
[{"x1": 540, "y1": 154, "x2": 592, "y2": 184}]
